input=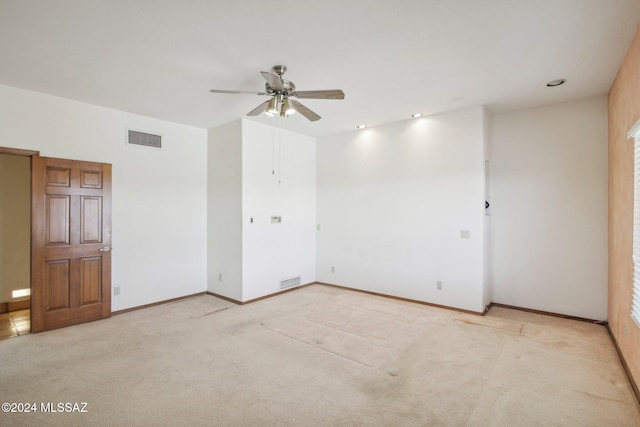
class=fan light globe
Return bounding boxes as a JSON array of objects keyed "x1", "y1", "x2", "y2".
[
  {"x1": 266, "y1": 97, "x2": 279, "y2": 114},
  {"x1": 282, "y1": 97, "x2": 296, "y2": 116}
]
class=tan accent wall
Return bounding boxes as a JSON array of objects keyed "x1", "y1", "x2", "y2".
[
  {"x1": 609, "y1": 25, "x2": 640, "y2": 388},
  {"x1": 0, "y1": 153, "x2": 31, "y2": 303}
]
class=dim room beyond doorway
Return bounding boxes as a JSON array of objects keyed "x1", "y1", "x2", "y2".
[{"x1": 0, "y1": 153, "x2": 31, "y2": 339}]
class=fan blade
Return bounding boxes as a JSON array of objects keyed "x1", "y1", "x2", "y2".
[
  {"x1": 291, "y1": 100, "x2": 321, "y2": 121},
  {"x1": 260, "y1": 71, "x2": 284, "y2": 91},
  {"x1": 293, "y1": 90, "x2": 345, "y2": 100},
  {"x1": 210, "y1": 89, "x2": 267, "y2": 95},
  {"x1": 246, "y1": 100, "x2": 270, "y2": 116}
]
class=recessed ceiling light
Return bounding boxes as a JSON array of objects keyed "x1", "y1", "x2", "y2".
[
  {"x1": 546, "y1": 79, "x2": 566, "y2": 87},
  {"x1": 411, "y1": 113, "x2": 423, "y2": 118},
  {"x1": 357, "y1": 124, "x2": 367, "y2": 129}
]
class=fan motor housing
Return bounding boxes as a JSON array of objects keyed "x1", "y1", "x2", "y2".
[{"x1": 265, "y1": 80, "x2": 295, "y2": 96}]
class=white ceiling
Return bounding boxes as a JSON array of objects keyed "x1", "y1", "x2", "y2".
[{"x1": 0, "y1": 0, "x2": 638, "y2": 137}]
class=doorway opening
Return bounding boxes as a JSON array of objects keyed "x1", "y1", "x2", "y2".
[{"x1": 0, "y1": 152, "x2": 31, "y2": 339}]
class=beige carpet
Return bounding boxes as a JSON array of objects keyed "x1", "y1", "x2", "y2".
[{"x1": 0, "y1": 284, "x2": 638, "y2": 426}]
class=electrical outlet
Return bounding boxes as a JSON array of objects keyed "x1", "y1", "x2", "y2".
[
  {"x1": 436, "y1": 281, "x2": 442, "y2": 290},
  {"x1": 331, "y1": 266, "x2": 335, "y2": 273},
  {"x1": 218, "y1": 273, "x2": 222, "y2": 282},
  {"x1": 113, "y1": 286, "x2": 120, "y2": 296}
]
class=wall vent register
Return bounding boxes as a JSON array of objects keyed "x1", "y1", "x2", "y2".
[
  {"x1": 280, "y1": 276, "x2": 301, "y2": 290},
  {"x1": 128, "y1": 130, "x2": 161, "y2": 149}
]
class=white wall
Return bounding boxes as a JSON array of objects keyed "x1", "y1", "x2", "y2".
[
  {"x1": 0, "y1": 81, "x2": 606, "y2": 319},
  {"x1": 0, "y1": 154, "x2": 30, "y2": 302},
  {"x1": 207, "y1": 120, "x2": 243, "y2": 301},
  {"x1": 241, "y1": 120, "x2": 316, "y2": 301},
  {"x1": 490, "y1": 96, "x2": 608, "y2": 320},
  {"x1": 483, "y1": 108, "x2": 491, "y2": 308},
  {"x1": 317, "y1": 107, "x2": 487, "y2": 312},
  {"x1": 0, "y1": 84, "x2": 208, "y2": 311}
]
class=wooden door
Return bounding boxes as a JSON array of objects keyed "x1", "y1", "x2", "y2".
[{"x1": 31, "y1": 156, "x2": 112, "y2": 332}]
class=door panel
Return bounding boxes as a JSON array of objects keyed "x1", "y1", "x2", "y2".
[
  {"x1": 46, "y1": 195, "x2": 71, "y2": 245},
  {"x1": 81, "y1": 196, "x2": 102, "y2": 243},
  {"x1": 45, "y1": 260, "x2": 70, "y2": 310},
  {"x1": 81, "y1": 169, "x2": 102, "y2": 188},
  {"x1": 46, "y1": 167, "x2": 70, "y2": 187},
  {"x1": 32, "y1": 156, "x2": 112, "y2": 332},
  {"x1": 80, "y1": 257, "x2": 102, "y2": 305}
]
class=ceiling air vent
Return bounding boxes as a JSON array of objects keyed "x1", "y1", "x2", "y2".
[{"x1": 128, "y1": 130, "x2": 161, "y2": 149}]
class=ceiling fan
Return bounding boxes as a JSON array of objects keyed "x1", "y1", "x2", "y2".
[{"x1": 209, "y1": 65, "x2": 345, "y2": 122}]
